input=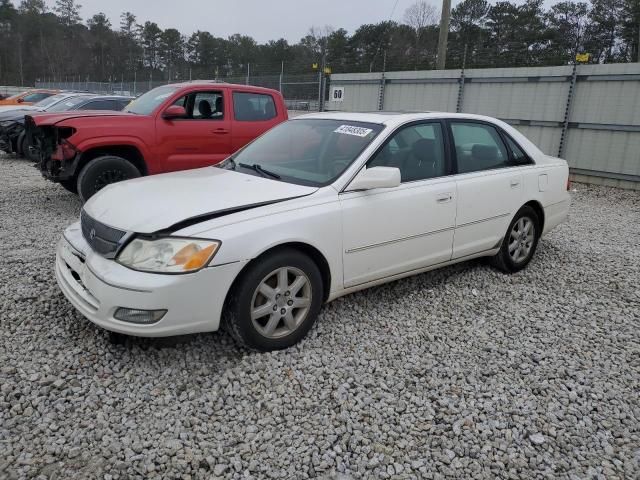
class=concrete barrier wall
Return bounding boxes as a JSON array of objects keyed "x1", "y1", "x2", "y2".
[{"x1": 328, "y1": 64, "x2": 640, "y2": 190}]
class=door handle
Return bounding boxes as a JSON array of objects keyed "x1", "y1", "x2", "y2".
[
  {"x1": 436, "y1": 193, "x2": 453, "y2": 203},
  {"x1": 510, "y1": 180, "x2": 521, "y2": 188},
  {"x1": 211, "y1": 128, "x2": 229, "y2": 134}
]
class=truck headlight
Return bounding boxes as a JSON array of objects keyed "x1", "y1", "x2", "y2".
[{"x1": 116, "y1": 237, "x2": 221, "y2": 274}]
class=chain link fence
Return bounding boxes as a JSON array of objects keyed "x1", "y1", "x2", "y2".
[{"x1": 35, "y1": 72, "x2": 324, "y2": 112}]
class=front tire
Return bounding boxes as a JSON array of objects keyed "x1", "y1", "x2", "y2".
[
  {"x1": 490, "y1": 206, "x2": 540, "y2": 273},
  {"x1": 223, "y1": 249, "x2": 324, "y2": 351},
  {"x1": 76, "y1": 155, "x2": 141, "y2": 202}
]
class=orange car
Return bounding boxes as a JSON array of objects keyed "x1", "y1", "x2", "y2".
[{"x1": 0, "y1": 89, "x2": 59, "y2": 106}]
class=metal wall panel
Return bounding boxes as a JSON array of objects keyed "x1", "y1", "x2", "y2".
[
  {"x1": 383, "y1": 82, "x2": 459, "y2": 111},
  {"x1": 565, "y1": 129, "x2": 640, "y2": 176},
  {"x1": 463, "y1": 81, "x2": 568, "y2": 121},
  {"x1": 328, "y1": 63, "x2": 640, "y2": 186},
  {"x1": 509, "y1": 125, "x2": 563, "y2": 157}
]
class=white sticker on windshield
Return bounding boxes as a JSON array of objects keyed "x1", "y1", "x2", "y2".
[{"x1": 334, "y1": 125, "x2": 373, "y2": 137}]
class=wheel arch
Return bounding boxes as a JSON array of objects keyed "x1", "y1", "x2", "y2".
[
  {"x1": 78, "y1": 145, "x2": 148, "y2": 177},
  {"x1": 223, "y1": 242, "x2": 333, "y2": 309},
  {"x1": 522, "y1": 199, "x2": 545, "y2": 235}
]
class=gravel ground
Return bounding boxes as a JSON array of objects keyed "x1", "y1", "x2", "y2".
[{"x1": 1, "y1": 153, "x2": 639, "y2": 480}]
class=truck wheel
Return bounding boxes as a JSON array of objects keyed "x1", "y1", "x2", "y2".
[{"x1": 77, "y1": 156, "x2": 141, "y2": 202}]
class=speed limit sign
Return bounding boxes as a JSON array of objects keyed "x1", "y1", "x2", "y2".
[{"x1": 331, "y1": 87, "x2": 345, "y2": 102}]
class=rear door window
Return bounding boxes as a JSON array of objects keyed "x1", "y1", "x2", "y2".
[
  {"x1": 450, "y1": 122, "x2": 510, "y2": 174},
  {"x1": 233, "y1": 92, "x2": 277, "y2": 121},
  {"x1": 504, "y1": 135, "x2": 530, "y2": 164}
]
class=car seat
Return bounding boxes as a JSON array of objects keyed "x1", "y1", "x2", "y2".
[
  {"x1": 198, "y1": 100, "x2": 213, "y2": 119},
  {"x1": 401, "y1": 138, "x2": 441, "y2": 182}
]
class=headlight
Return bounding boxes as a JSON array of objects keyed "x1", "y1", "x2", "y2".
[
  {"x1": 0, "y1": 121, "x2": 14, "y2": 128},
  {"x1": 116, "y1": 237, "x2": 221, "y2": 274}
]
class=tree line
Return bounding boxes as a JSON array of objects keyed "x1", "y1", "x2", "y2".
[{"x1": 0, "y1": 0, "x2": 639, "y2": 87}]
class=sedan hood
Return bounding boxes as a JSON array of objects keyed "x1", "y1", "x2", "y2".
[
  {"x1": 83, "y1": 167, "x2": 318, "y2": 234},
  {"x1": 0, "y1": 109, "x2": 33, "y2": 122},
  {"x1": 0, "y1": 105, "x2": 40, "y2": 114}
]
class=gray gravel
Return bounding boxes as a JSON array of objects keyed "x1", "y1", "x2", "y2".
[{"x1": 1, "y1": 153, "x2": 639, "y2": 479}]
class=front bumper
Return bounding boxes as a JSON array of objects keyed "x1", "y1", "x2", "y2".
[
  {"x1": 55, "y1": 223, "x2": 247, "y2": 337},
  {"x1": 40, "y1": 152, "x2": 80, "y2": 181}
]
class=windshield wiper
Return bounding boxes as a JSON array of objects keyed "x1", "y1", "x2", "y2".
[{"x1": 239, "y1": 163, "x2": 281, "y2": 180}]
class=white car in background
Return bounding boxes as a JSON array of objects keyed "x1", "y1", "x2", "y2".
[{"x1": 55, "y1": 112, "x2": 570, "y2": 350}]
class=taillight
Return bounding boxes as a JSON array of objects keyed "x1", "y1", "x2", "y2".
[{"x1": 566, "y1": 179, "x2": 572, "y2": 191}]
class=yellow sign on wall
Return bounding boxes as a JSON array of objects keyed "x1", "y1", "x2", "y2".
[{"x1": 576, "y1": 53, "x2": 590, "y2": 63}]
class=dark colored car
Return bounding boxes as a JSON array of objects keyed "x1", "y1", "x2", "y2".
[
  {"x1": 0, "y1": 94, "x2": 133, "y2": 157},
  {"x1": 27, "y1": 82, "x2": 288, "y2": 201}
]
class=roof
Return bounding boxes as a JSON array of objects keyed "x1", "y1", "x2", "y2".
[
  {"x1": 292, "y1": 110, "x2": 547, "y2": 159},
  {"x1": 167, "y1": 81, "x2": 280, "y2": 94},
  {"x1": 293, "y1": 111, "x2": 511, "y2": 127}
]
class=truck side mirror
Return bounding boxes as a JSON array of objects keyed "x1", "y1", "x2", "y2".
[{"x1": 162, "y1": 105, "x2": 186, "y2": 119}]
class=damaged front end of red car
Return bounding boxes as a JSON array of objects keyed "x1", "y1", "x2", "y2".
[{"x1": 25, "y1": 115, "x2": 79, "y2": 181}]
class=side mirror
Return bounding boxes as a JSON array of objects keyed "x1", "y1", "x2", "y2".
[
  {"x1": 345, "y1": 166, "x2": 401, "y2": 192},
  {"x1": 17, "y1": 98, "x2": 24, "y2": 103},
  {"x1": 162, "y1": 105, "x2": 186, "y2": 119}
]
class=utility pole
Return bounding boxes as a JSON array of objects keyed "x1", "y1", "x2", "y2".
[
  {"x1": 437, "y1": 0, "x2": 452, "y2": 70},
  {"x1": 319, "y1": 41, "x2": 327, "y2": 112}
]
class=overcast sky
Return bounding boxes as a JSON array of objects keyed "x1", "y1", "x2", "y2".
[{"x1": 42, "y1": 0, "x2": 562, "y2": 43}]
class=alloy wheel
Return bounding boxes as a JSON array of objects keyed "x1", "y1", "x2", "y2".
[
  {"x1": 250, "y1": 266, "x2": 312, "y2": 339},
  {"x1": 508, "y1": 216, "x2": 536, "y2": 264}
]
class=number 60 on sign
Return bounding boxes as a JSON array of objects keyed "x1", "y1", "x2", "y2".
[{"x1": 331, "y1": 87, "x2": 345, "y2": 102}]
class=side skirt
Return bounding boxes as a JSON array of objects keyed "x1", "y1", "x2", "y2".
[{"x1": 326, "y1": 248, "x2": 500, "y2": 303}]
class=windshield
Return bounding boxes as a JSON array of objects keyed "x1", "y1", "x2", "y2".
[
  {"x1": 35, "y1": 94, "x2": 66, "y2": 108},
  {"x1": 124, "y1": 86, "x2": 180, "y2": 115},
  {"x1": 219, "y1": 119, "x2": 384, "y2": 187},
  {"x1": 46, "y1": 96, "x2": 90, "y2": 112}
]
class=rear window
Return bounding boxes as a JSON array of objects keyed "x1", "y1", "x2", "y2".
[{"x1": 233, "y1": 92, "x2": 277, "y2": 121}]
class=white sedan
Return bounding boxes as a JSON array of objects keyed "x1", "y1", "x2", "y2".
[{"x1": 56, "y1": 112, "x2": 570, "y2": 350}]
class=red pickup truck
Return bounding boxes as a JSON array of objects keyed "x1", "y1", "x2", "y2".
[{"x1": 27, "y1": 82, "x2": 288, "y2": 200}]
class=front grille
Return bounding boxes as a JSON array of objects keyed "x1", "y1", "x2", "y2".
[{"x1": 81, "y1": 210, "x2": 126, "y2": 258}]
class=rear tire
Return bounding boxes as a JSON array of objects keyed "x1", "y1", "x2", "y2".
[
  {"x1": 223, "y1": 248, "x2": 323, "y2": 351},
  {"x1": 490, "y1": 205, "x2": 540, "y2": 273},
  {"x1": 76, "y1": 155, "x2": 141, "y2": 202}
]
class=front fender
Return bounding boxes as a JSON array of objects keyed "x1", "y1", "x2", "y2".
[{"x1": 74, "y1": 136, "x2": 150, "y2": 160}]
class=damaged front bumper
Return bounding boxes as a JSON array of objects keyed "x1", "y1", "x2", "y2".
[
  {"x1": 39, "y1": 148, "x2": 81, "y2": 181},
  {"x1": 25, "y1": 116, "x2": 80, "y2": 182}
]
